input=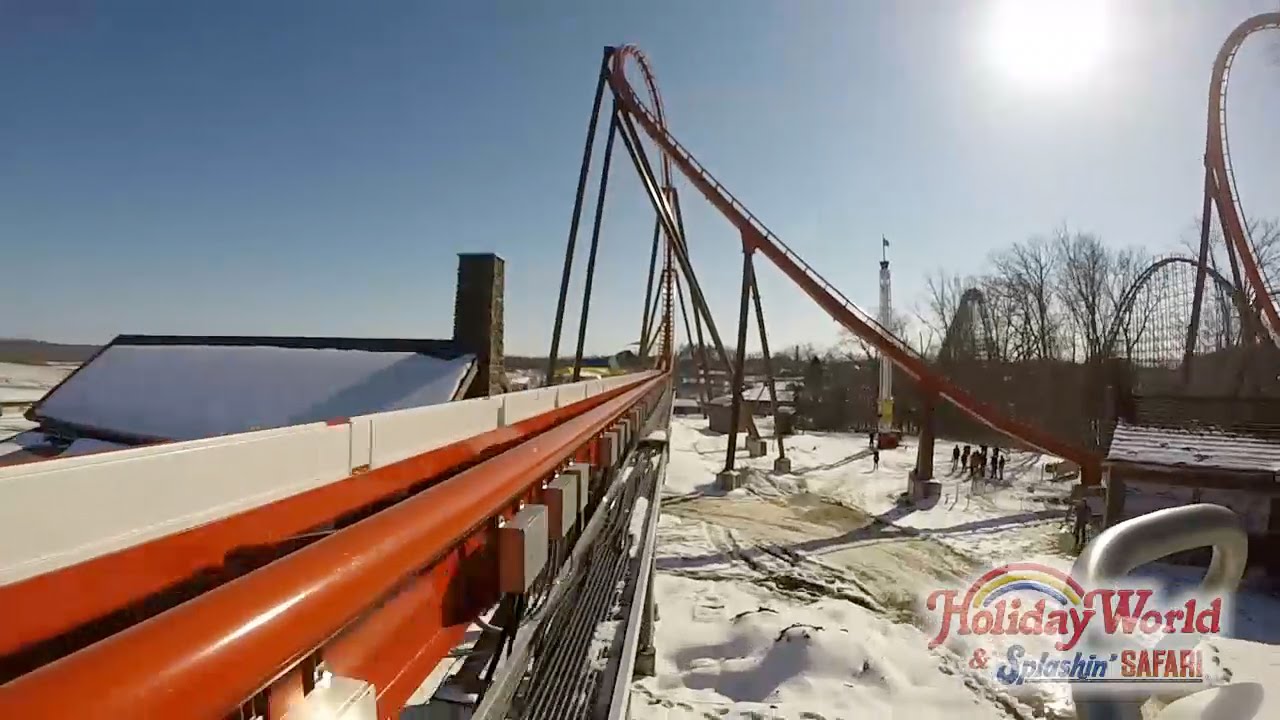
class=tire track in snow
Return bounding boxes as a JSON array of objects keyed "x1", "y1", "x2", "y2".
[{"x1": 657, "y1": 495, "x2": 1063, "y2": 719}]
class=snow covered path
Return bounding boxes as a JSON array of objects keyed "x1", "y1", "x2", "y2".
[
  {"x1": 631, "y1": 571, "x2": 1026, "y2": 719},
  {"x1": 636, "y1": 417, "x2": 1280, "y2": 720},
  {"x1": 633, "y1": 418, "x2": 1075, "y2": 719},
  {"x1": 659, "y1": 493, "x2": 974, "y2": 621}
]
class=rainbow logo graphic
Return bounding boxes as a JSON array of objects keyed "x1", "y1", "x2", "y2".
[{"x1": 963, "y1": 562, "x2": 1085, "y2": 609}]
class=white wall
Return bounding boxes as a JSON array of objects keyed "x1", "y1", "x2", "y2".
[{"x1": 0, "y1": 371, "x2": 658, "y2": 586}]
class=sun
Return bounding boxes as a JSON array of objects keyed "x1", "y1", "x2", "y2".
[{"x1": 984, "y1": 0, "x2": 1110, "y2": 89}]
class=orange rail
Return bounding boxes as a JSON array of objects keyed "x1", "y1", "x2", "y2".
[
  {"x1": 607, "y1": 46, "x2": 1100, "y2": 485},
  {"x1": 1204, "y1": 13, "x2": 1280, "y2": 346},
  {"x1": 0, "y1": 377, "x2": 644, "y2": 683},
  {"x1": 0, "y1": 374, "x2": 667, "y2": 719}
]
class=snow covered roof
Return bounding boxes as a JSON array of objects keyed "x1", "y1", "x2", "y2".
[
  {"x1": 709, "y1": 382, "x2": 798, "y2": 406},
  {"x1": 1106, "y1": 421, "x2": 1280, "y2": 474},
  {"x1": 30, "y1": 335, "x2": 476, "y2": 444}
]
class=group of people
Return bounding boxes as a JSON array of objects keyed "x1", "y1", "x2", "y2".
[{"x1": 951, "y1": 443, "x2": 1005, "y2": 483}]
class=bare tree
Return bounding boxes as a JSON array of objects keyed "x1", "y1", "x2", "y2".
[
  {"x1": 1105, "y1": 246, "x2": 1156, "y2": 359},
  {"x1": 992, "y1": 236, "x2": 1061, "y2": 361},
  {"x1": 1054, "y1": 228, "x2": 1112, "y2": 360},
  {"x1": 978, "y1": 274, "x2": 1020, "y2": 362},
  {"x1": 918, "y1": 270, "x2": 967, "y2": 345},
  {"x1": 1245, "y1": 218, "x2": 1280, "y2": 295},
  {"x1": 1052, "y1": 229, "x2": 1150, "y2": 361},
  {"x1": 1177, "y1": 215, "x2": 1280, "y2": 347},
  {"x1": 1181, "y1": 215, "x2": 1280, "y2": 291},
  {"x1": 835, "y1": 310, "x2": 911, "y2": 360}
]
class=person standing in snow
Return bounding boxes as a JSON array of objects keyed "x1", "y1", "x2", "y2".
[
  {"x1": 998, "y1": 455, "x2": 1006, "y2": 481},
  {"x1": 872, "y1": 447, "x2": 880, "y2": 470},
  {"x1": 961, "y1": 445, "x2": 970, "y2": 469},
  {"x1": 990, "y1": 447, "x2": 1000, "y2": 479},
  {"x1": 868, "y1": 430, "x2": 876, "y2": 448},
  {"x1": 951, "y1": 445, "x2": 960, "y2": 472},
  {"x1": 1072, "y1": 496, "x2": 1091, "y2": 552}
]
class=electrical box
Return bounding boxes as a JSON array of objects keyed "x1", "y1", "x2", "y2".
[
  {"x1": 545, "y1": 474, "x2": 579, "y2": 540},
  {"x1": 562, "y1": 462, "x2": 592, "y2": 516},
  {"x1": 499, "y1": 505, "x2": 548, "y2": 595},
  {"x1": 601, "y1": 430, "x2": 621, "y2": 468}
]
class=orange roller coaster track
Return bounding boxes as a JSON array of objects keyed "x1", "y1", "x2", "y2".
[
  {"x1": 1195, "y1": 13, "x2": 1280, "y2": 349},
  {"x1": 0, "y1": 375, "x2": 669, "y2": 719},
  {"x1": 607, "y1": 45, "x2": 1101, "y2": 485}
]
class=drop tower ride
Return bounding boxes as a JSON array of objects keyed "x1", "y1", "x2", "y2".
[{"x1": 878, "y1": 238, "x2": 894, "y2": 438}]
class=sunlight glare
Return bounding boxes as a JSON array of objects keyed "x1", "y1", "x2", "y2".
[{"x1": 985, "y1": 0, "x2": 1110, "y2": 89}]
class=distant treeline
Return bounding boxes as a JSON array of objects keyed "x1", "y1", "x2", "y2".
[{"x1": 0, "y1": 339, "x2": 100, "y2": 364}]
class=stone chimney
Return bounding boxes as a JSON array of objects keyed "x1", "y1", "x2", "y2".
[{"x1": 452, "y1": 253, "x2": 505, "y2": 397}]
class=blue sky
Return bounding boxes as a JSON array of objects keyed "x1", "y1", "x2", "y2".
[{"x1": 2, "y1": 0, "x2": 1279, "y2": 355}]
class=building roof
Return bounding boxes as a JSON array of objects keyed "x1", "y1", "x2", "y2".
[
  {"x1": 29, "y1": 335, "x2": 476, "y2": 444},
  {"x1": 1106, "y1": 421, "x2": 1280, "y2": 474},
  {"x1": 709, "y1": 382, "x2": 797, "y2": 407},
  {"x1": 744, "y1": 382, "x2": 796, "y2": 404}
]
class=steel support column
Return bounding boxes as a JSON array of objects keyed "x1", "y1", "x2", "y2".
[
  {"x1": 749, "y1": 272, "x2": 785, "y2": 460},
  {"x1": 674, "y1": 272, "x2": 709, "y2": 404},
  {"x1": 613, "y1": 109, "x2": 726, "y2": 365},
  {"x1": 671, "y1": 188, "x2": 713, "y2": 405},
  {"x1": 638, "y1": 216, "x2": 661, "y2": 358},
  {"x1": 613, "y1": 102, "x2": 757, "y2": 435},
  {"x1": 914, "y1": 391, "x2": 937, "y2": 482},
  {"x1": 1184, "y1": 167, "x2": 1215, "y2": 386},
  {"x1": 572, "y1": 107, "x2": 620, "y2": 381},
  {"x1": 612, "y1": 106, "x2": 730, "y2": 371},
  {"x1": 724, "y1": 246, "x2": 754, "y2": 472},
  {"x1": 546, "y1": 48, "x2": 613, "y2": 386}
]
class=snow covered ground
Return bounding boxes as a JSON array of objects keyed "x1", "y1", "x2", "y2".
[
  {"x1": 0, "y1": 361, "x2": 74, "y2": 438},
  {"x1": 633, "y1": 416, "x2": 1280, "y2": 720}
]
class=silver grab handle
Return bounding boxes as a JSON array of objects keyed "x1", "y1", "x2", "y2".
[{"x1": 1071, "y1": 503, "x2": 1249, "y2": 720}]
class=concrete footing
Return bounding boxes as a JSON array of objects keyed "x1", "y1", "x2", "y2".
[
  {"x1": 773, "y1": 456, "x2": 792, "y2": 474},
  {"x1": 909, "y1": 477, "x2": 942, "y2": 504},
  {"x1": 634, "y1": 647, "x2": 656, "y2": 677},
  {"x1": 745, "y1": 437, "x2": 768, "y2": 457},
  {"x1": 716, "y1": 470, "x2": 742, "y2": 491}
]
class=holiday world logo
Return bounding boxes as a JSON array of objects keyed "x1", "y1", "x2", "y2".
[{"x1": 923, "y1": 563, "x2": 1230, "y2": 692}]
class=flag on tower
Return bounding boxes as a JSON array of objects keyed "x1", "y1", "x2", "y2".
[{"x1": 882, "y1": 236, "x2": 889, "y2": 247}]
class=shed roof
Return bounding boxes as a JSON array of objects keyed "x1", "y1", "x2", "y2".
[
  {"x1": 709, "y1": 383, "x2": 797, "y2": 407},
  {"x1": 30, "y1": 335, "x2": 475, "y2": 444},
  {"x1": 1106, "y1": 421, "x2": 1280, "y2": 474}
]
